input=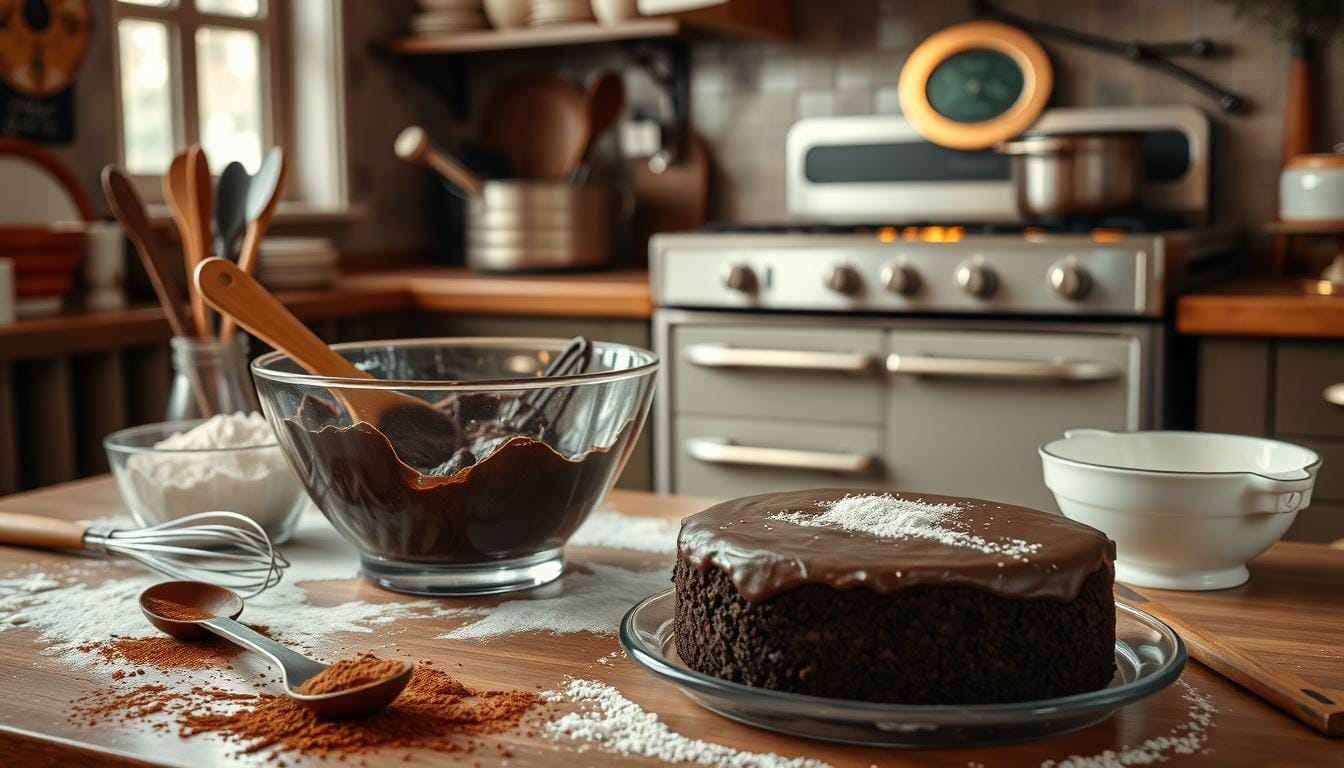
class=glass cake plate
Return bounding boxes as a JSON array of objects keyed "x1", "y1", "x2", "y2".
[{"x1": 619, "y1": 589, "x2": 1186, "y2": 748}]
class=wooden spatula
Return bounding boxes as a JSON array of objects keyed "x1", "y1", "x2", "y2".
[
  {"x1": 163, "y1": 151, "x2": 209, "y2": 337},
  {"x1": 194, "y1": 257, "x2": 466, "y2": 469},
  {"x1": 1116, "y1": 582, "x2": 1343, "y2": 736},
  {"x1": 186, "y1": 145, "x2": 215, "y2": 336},
  {"x1": 102, "y1": 166, "x2": 191, "y2": 338}
]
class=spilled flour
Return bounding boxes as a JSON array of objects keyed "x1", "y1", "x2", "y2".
[
  {"x1": 770, "y1": 493, "x2": 1041, "y2": 562},
  {"x1": 0, "y1": 512, "x2": 436, "y2": 664},
  {"x1": 569, "y1": 509, "x2": 680, "y2": 554},
  {"x1": 436, "y1": 564, "x2": 669, "y2": 639},
  {"x1": 1041, "y1": 680, "x2": 1218, "y2": 767},
  {"x1": 544, "y1": 678, "x2": 830, "y2": 768}
]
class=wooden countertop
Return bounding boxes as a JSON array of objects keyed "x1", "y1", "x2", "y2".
[
  {"x1": 1, "y1": 478, "x2": 1341, "y2": 767},
  {"x1": 0, "y1": 268, "x2": 652, "y2": 361},
  {"x1": 336, "y1": 267, "x2": 652, "y2": 319},
  {"x1": 1176, "y1": 276, "x2": 1344, "y2": 338}
]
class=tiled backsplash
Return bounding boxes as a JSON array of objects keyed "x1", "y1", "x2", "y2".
[{"x1": 687, "y1": 0, "x2": 1343, "y2": 242}]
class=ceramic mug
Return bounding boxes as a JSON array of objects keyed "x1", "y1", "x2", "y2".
[{"x1": 1279, "y1": 152, "x2": 1344, "y2": 222}]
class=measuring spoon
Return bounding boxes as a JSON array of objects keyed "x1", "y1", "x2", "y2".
[{"x1": 139, "y1": 580, "x2": 412, "y2": 718}]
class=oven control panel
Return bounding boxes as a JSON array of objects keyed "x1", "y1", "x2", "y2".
[{"x1": 649, "y1": 232, "x2": 1201, "y2": 317}]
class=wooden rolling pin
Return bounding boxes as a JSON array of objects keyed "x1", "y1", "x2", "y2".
[{"x1": 1115, "y1": 582, "x2": 1342, "y2": 737}]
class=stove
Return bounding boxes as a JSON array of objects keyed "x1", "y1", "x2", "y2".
[{"x1": 649, "y1": 106, "x2": 1238, "y2": 510}]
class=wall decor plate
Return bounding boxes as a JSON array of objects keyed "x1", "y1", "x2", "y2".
[{"x1": 898, "y1": 20, "x2": 1052, "y2": 150}]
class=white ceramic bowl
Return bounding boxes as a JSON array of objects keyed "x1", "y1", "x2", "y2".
[{"x1": 1040, "y1": 429, "x2": 1320, "y2": 591}]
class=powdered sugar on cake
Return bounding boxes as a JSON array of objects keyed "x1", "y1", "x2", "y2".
[{"x1": 768, "y1": 494, "x2": 1041, "y2": 562}]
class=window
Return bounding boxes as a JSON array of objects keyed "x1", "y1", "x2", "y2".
[{"x1": 112, "y1": 0, "x2": 277, "y2": 176}]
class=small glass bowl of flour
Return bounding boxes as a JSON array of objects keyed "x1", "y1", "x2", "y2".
[{"x1": 105, "y1": 412, "x2": 308, "y2": 544}]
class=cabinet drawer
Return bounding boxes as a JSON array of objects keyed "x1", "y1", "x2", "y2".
[
  {"x1": 673, "y1": 416, "x2": 888, "y2": 498},
  {"x1": 1275, "y1": 340, "x2": 1344, "y2": 438},
  {"x1": 671, "y1": 325, "x2": 884, "y2": 425}
]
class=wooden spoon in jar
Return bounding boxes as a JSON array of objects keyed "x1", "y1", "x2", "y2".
[
  {"x1": 163, "y1": 152, "x2": 210, "y2": 337},
  {"x1": 219, "y1": 147, "x2": 288, "y2": 341},
  {"x1": 194, "y1": 257, "x2": 467, "y2": 469}
]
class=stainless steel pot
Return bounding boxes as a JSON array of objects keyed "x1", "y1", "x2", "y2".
[
  {"x1": 997, "y1": 133, "x2": 1142, "y2": 216},
  {"x1": 464, "y1": 181, "x2": 612, "y2": 273}
]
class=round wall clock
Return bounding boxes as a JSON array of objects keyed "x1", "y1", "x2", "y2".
[
  {"x1": 898, "y1": 20, "x2": 1053, "y2": 150},
  {"x1": 0, "y1": 0, "x2": 92, "y2": 97}
]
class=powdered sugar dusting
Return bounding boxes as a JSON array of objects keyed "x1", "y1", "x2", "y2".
[
  {"x1": 435, "y1": 564, "x2": 668, "y2": 639},
  {"x1": 569, "y1": 509, "x2": 679, "y2": 553},
  {"x1": 768, "y1": 494, "x2": 1041, "y2": 562},
  {"x1": 1041, "y1": 680, "x2": 1217, "y2": 767},
  {"x1": 544, "y1": 678, "x2": 830, "y2": 768}
]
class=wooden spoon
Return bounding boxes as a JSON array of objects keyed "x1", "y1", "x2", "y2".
[
  {"x1": 479, "y1": 71, "x2": 588, "y2": 180},
  {"x1": 101, "y1": 166, "x2": 191, "y2": 338},
  {"x1": 219, "y1": 147, "x2": 287, "y2": 340},
  {"x1": 195, "y1": 257, "x2": 467, "y2": 469},
  {"x1": 163, "y1": 152, "x2": 209, "y2": 337},
  {"x1": 186, "y1": 146, "x2": 215, "y2": 335},
  {"x1": 572, "y1": 71, "x2": 626, "y2": 183},
  {"x1": 394, "y1": 126, "x2": 483, "y2": 196}
]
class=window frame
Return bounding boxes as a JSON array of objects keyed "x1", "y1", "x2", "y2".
[{"x1": 109, "y1": 0, "x2": 284, "y2": 200}]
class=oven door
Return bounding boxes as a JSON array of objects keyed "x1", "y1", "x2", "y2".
[{"x1": 884, "y1": 328, "x2": 1145, "y2": 511}]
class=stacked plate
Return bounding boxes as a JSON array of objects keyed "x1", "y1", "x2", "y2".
[
  {"x1": 529, "y1": 0, "x2": 594, "y2": 25},
  {"x1": 256, "y1": 238, "x2": 340, "y2": 290},
  {"x1": 411, "y1": 0, "x2": 488, "y2": 33}
]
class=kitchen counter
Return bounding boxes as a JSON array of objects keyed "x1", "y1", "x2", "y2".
[
  {"x1": 1176, "y1": 276, "x2": 1344, "y2": 338},
  {"x1": 1, "y1": 478, "x2": 1341, "y2": 767},
  {"x1": 0, "y1": 268, "x2": 651, "y2": 361}
]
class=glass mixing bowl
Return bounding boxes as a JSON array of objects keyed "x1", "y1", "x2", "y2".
[{"x1": 251, "y1": 337, "x2": 658, "y2": 595}]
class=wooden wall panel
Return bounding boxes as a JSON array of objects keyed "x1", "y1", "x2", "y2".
[
  {"x1": 71, "y1": 352, "x2": 129, "y2": 476},
  {"x1": 0, "y1": 364, "x2": 18, "y2": 494},
  {"x1": 124, "y1": 345, "x2": 172, "y2": 428},
  {"x1": 13, "y1": 357, "x2": 76, "y2": 488}
]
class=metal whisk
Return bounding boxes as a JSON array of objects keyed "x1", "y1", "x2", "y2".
[{"x1": 0, "y1": 509, "x2": 289, "y2": 597}]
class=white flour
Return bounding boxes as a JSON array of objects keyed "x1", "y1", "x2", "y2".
[
  {"x1": 1041, "y1": 680, "x2": 1218, "y2": 767},
  {"x1": 118, "y1": 412, "x2": 305, "y2": 539},
  {"x1": 569, "y1": 509, "x2": 680, "y2": 553},
  {"x1": 436, "y1": 563, "x2": 669, "y2": 639},
  {"x1": 544, "y1": 678, "x2": 831, "y2": 768},
  {"x1": 769, "y1": 494, "x2": 1041, "y2": 562}
]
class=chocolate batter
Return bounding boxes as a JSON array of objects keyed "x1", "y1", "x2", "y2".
[
  {"x1": 277, "y1": 394, "x2": 628, "y2": 563},
  {"x1": 678, "y1": 488, "x2": 1115, "y2": 603}
]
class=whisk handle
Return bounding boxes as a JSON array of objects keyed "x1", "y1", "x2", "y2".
[{"x1": 0, "y1": 512, "x2": 90, "y2": 550}]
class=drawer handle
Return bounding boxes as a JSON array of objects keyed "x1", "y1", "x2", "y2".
[
  {"x1": 684, "y1": 344, "x2": 876, "y2": 374},
  {"x1": 1326, "y1": 383, "x2": 1344, "y2": 408},
  {"x1": 885, "y1": 353, "x2": 1120, "y2": 382},
  {"x1": 685, "y1": 438, "x2": 875, "y2": 475}
]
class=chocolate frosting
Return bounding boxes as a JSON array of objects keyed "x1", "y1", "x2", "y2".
[{"x1": 678, "y1": 488, "x2": 1114, "y2": 603}]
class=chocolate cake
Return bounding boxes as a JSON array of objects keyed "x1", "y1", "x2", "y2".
[{"x1": 674, "y1": 488, "x2": 1116, "y2": 705}]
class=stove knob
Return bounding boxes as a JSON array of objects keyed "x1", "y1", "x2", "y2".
[
  {"x1": 826, "y1": 265, "x2": 862, "y2": 295},
  {"x1": 722, "y1": 263, "x2": 758, "y2": 294},
  {"x1": 880, "y1": 262, "x2": 921, "y2": 296},
  {"x1": 1048, "y1": 258, "x2": 1092, "y2": 300},
  {"x1": 955, "y1": 260, "x2": 997, "y2": 298}
]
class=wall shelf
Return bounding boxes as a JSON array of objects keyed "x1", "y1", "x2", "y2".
[{"x1": 381, "y1": 7, "x2": 791, "y2": 57}]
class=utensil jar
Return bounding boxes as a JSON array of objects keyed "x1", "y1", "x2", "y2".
[
  {"x1": 166, "y1": 335, "x2": 260, "y2": 421},
  {"x1": 997, "y1": 133, "x2": 1142, "y2": 217}
]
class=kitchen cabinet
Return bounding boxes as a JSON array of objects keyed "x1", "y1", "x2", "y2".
[{"x1": 1197, "y1": 337, "x2": 1344, "y2": 543}]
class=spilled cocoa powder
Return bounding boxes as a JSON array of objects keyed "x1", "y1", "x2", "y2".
[
  {"x1": 78, "y1": 625, "x2": 272, "y2": 672},
  {"x1": 296, "y1": 654, "x2": 409, "y2": 695},
  {"x1": 74, "y1": 662, "x2": 540, "y2": 759},
  {"x1": 141, "y1": 595, "x2": 218, "y2": 621}
]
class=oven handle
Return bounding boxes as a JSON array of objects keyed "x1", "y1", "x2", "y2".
[
  {"x1": 685, "y1": 438, "x2": 875, "y2": 475},
  {"x1": 684, "y1": 344, "x2": 876, "y2": 374},
  {"x1": 885, "y1": 353, "x2": 1120, "y2": 382},
  {"x1": 1326, "y1": 383, "x2": 1344, "y2": 408}
]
